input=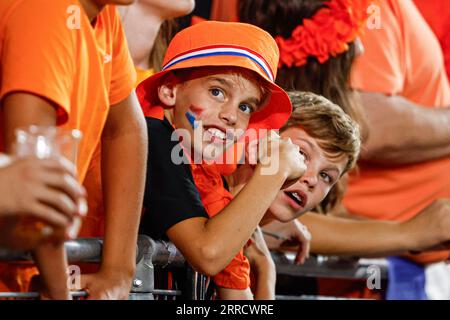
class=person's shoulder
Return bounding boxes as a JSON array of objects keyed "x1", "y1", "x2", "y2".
[
  {"x1": 8, "y1": 0, "x2": 76, "y2": 17},
  {"x1": 5, "y1": 0, "x2": 77, "y2": 31}
]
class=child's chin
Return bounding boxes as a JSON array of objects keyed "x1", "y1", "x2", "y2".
[{"x1": 201, "y1": 144, "x2": 233, "y2": 162}]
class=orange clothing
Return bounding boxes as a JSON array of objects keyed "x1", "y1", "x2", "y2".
[
  {"x1": 135, "y1": 67, "x2": 155, "y2": 87},
  {"x1": 345, "y1": 0, "x2": 450, "y2": 264},
  {"x1": 81, "y1": 67, "x2": 152, "y2": 238},
  {"x1": 0, "y1": 0, "x2": 135, "y2": 290},
  {"x1": 414, "y1": 0, "x2": 450, "y2": 80},
  {"x1": 190, "y1": 163, "x2": 251, "y2": 290},
  {"x1": 210, "y1": 0, "x2": 239, "y2": 22}
]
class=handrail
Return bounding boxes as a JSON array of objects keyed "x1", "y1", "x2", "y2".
[{"x1": 0, "y1": 235, "x2": 193, "y2": 300}]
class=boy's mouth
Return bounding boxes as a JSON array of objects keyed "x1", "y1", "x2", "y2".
[
  {"x1": 204, "y1": 125, "x2": 235, "y2": 143},
  {"x1": 284, "y1": 190, "x2": 307, "y2": 209}
]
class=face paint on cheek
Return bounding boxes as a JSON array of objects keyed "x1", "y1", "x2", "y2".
[{"x1": 185, "y1": 105, "x2": 204, "y2": 129}]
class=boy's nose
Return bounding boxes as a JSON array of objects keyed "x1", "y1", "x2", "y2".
[
  {"x1": 219, "y1": 103, "x2": 237, "y2": 126},
  {"x1": 301, "y1": 171, "x2": 318, "y2": 190}
]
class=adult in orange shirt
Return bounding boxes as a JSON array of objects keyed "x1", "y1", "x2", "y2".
[
  {"x1": 0, "y1": 0, "x2": 148, "y2": 299},
  {"x1": 344, "y1": 0, "x2": 450, "y2": 265},
  {"x1": 82, "y1": 1, "x2": 196, "y2": 259},
  {"x1": 413, "y1": 0, "x2": 450, "y2": 80}
]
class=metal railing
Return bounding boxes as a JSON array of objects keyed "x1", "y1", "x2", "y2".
[{"x1": 0, "y1": 235, "x2": 206, "y2": 300}]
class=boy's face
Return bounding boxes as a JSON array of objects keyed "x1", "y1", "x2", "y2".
[
  {"x1": 159, "y1": 72, "x2": 264, "y2": 161},
  {"x1": 265, "y1": 127, "x2": 347, "y2": 222}
]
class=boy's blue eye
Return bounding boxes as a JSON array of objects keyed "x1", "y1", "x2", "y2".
[
  {"x1": 239, "y1": 103, "x2": 254, "y2": 114},
  {"x1": 210, "y1": 88, "x2": 224, "y2": 99}
]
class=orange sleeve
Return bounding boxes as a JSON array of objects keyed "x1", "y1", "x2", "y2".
[
  {"x1": 0, "y1": 0, "x2": 74, "y2": 123},
  {"x1": 213, "y1": 249, "x2": 250, "y2": 290},
  {"x1": 108, "y1": 6, "x2": 136, "y2": 106},
  {"x1": 350, "y1": 0, "x2": 405, "y2": 95}
]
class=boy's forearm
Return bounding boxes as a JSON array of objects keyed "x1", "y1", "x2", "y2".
[
  {"x1": 33, "y1": 241, "x2": 70, "y2": 300},
  {"x1": 217, "y1": 287, "x2": 254, "y2": 300},
  {"x1": 202, "y1": 167, "x2": 286, "y2": 268},
  {"x1": 252, "y1": 263, "x2": 276, "y2": 300},
  {"x1": 300, "y1": 213, "x2": 411, "y2": 257}
]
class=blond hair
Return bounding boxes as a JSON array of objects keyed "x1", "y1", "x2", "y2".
[{"x1": 282, "y1": 91, "x2": 361, "y2": 175}]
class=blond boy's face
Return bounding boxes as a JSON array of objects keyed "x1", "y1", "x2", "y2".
[
  {"x1": 266, "y1": 127, "x2": 347, "y2": 222},
  {"x1": 159, "y1": 73, "x2": 264, "y2": 161}
]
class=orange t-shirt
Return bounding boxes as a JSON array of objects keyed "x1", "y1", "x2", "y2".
[
  {"x1": 0, "y1": 0, "x2": 135, "y2": 290},
  {"x1": 80, "y1": 66, "x2": 152, "y2": 239},
  {"x1": 345, "y1": 0, "x2": 450, "y2": 264},
  {"x1": 413, "y1": 0, "x2": 450, "y2": 80}
]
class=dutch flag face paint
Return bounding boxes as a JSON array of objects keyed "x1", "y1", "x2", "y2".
[
  {"x1": 185, "y1": 105, "x2": 203, "y2": 129},
  {"x1": 185, "y1": 109, "x2": 199, "y2": 129}
]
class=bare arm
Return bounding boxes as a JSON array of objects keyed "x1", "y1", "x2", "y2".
[
  {"x1": 167, "y1": 167, "x2": 287, "y2": 276},
  {"x1": 359, "y1": 92, "x2": 450, "y2": 164},
  {"x1": 244, "y1": 227, "x2": 276, "y2": 300},
  {"x1": 81, "y1": 92, "x2": 147, "y2": 299},
  {"x1": 299, "y1": 213, "x2": 408, "y2": 257}
]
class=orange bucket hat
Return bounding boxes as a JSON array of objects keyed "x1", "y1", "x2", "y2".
[{"x1": 136, "y1": 21, "x2": 292, "y2": 131}]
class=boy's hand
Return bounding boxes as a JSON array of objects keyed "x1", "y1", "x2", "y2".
[
  {"x1": 256, "y1": 131, "x2": 306, "y2": 186},
  {"x1": 262, "y1": 219, "x2": 311, "y2": 265},
  {"x1": 80, "y1": 268, "x2": 133, "y2": 300}
]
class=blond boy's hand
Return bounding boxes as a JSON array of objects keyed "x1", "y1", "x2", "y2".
[{"x1": 262, "y1": 219, "x2": 311, "y2": 265}]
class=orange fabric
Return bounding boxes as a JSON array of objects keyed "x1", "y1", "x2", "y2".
[
  {"x1": 414, "y1": 0, "x2": 450, "y2": 80},
  {"x1": 135, "y1": 67, "x2": 155, "y2": 87},
  {"x1": 80, "y1": 67, "x2": 153, "y2": 239},
  {"x1": 210, "y1": 0, "x2": 239, "y2": 22},
  {"x1": 345, "y1": 0, "x2": 450, "y2": 264},
  {"x1": 190, "y1": 163, "x2": 251, "y2": 290},
  {"x1": 0, "y1": 0, "x2": 135, "y2": 291}
]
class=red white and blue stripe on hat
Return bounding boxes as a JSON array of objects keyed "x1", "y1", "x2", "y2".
[{"x1": 162, "y1": 45, "x2": 275, "y2": 83}]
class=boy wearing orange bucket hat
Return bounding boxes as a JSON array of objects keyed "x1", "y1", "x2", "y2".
[{"x1": 136, "y1": 21, "x2": 306, "y2": 299}]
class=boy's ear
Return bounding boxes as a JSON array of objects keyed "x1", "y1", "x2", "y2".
[{"x1": 157, "y1": 83, "x2": 178, "y2": 107}]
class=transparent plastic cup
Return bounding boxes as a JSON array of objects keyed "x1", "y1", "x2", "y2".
[{"x1": 11, "y1": 126, "x2": 84, "y2": 246}]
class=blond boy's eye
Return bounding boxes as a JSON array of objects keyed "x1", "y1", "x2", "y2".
[
  {"x1": 299, "y1": 149, "x2": 307, "y2": 159},
  {"x1": 320, "y1": 172, "x2": 333, "y2": 184}
]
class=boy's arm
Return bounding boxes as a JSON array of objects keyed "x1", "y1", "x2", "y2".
[
  {"x1": 80, "y1": 92, "x2": 147, "y2": 300},
  {"x1": 244, "y1": 227, "x2": 276, "y2": 300},
  {"x1": 217, "y1": 287, "x2": 254, "y2": 300}
]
